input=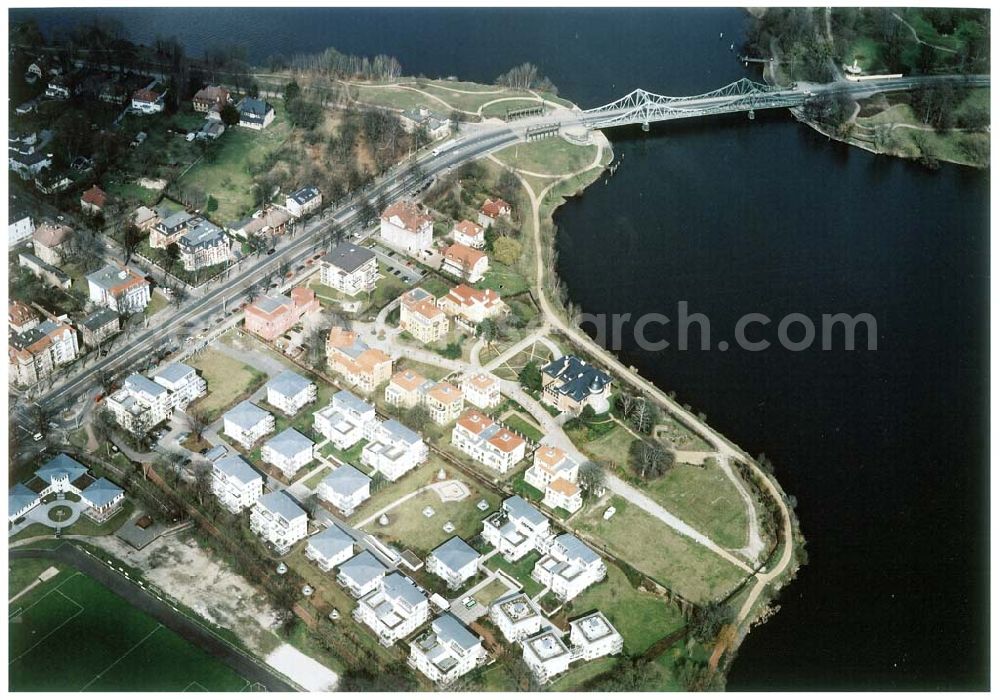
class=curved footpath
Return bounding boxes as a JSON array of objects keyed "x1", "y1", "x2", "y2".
[
  {"x1": 9, "y1": 543, "x2": 300, "y2": 692},
  {"x1": 512, "y1": 135, "x2": 796, "y2": 623}
]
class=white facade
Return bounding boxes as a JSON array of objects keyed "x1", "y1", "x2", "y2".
[
  {"x1": 355, "y1": 573, "x2": 430, "y2": 646},
  {"x1": 106, "y1": 374, "x2": 173, "y2": 434},
  {"x1": 451, "y1": 220, "x2": 485, "y2": 249},
  {"x1": 316, "y1": 465, "x2": 371, "y2": 516},
  {"x1": 250, "y1": 490, "x2": 308, "y2": 554},
  {"x1": 525, "y1": 446, "x2": 583, "y2": 514},
  {"x1": 9, "y1": 212, "x2": 34, "y2": 248},
  {"x1": 337, "y1": 551, "x2": 388, "y2": 598},
  {"x1": 223, "y1": 401, "x2": 275, "y2": 449},
  {"x1": 87, "y1": 265, "x2": 151, "y2": 313},
  {"x1": 568, "y1": 612, "x2": 624, "y2": 661},
  {"x1": 482, "y1": 496, "x2": 551, "y2": 562},
  {"x1": 532, "y1": 534, "x2": 606, "y2": 602},
  {"x1": 304, "y1": 526, "x2": 355, "y2": 572},
  {"x1": 265, "y1": 370, "x2": 317, "y2": 415},
  {"x1": 451, "y1": 409, "x2": 526, "y2": 474},
  {"x1": 261, "y1": 428, "x2": 315, "y2": 478},
  {"x1": 425, "y1": 537, "x2": 479, "y2": 590},
  {"x1": 313, "y1": 390, "x2": 377, "y2": 450},
  {"x1": 361, "y1": 419, "x2": 428, "y2": 481},
  {"x1": 319, "y1": 244, "x2": 377, "y2": 296},
  {"x1": 522, "y1": 630, "x2": 572, "y2": 683},
  {"x1": 409, "y1": 614, "x2": 487, "y2": 685},
  {"x1": 490, "y1": 592, "x2": 544, "y2": 643},
  {"x1": 152, "y1": 362, "x2": 207, "y2": 409},
  {"x1": 379, "y1": 202, "x2": 433, "y2": 253},
  {"x1": 211, "y1": 456, "x2": 264, "y2": 513}
]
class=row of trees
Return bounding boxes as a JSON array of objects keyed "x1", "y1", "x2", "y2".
[
  {"x1": 495, "y1": 62, "x2": 559, "y2": 94},
  {"x1": 271, "y1": 46, "x2": 403, "y2": 81}
]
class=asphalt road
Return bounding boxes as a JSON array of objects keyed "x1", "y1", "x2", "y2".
[{"x1": 10, "y1": 543, "x2": 300, "y2": 692}]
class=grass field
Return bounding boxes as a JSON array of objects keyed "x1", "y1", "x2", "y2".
[
  {"x1": 567, "y1": 563, "x2": 685, "y2": 655},
  {"x1": 575, "y1": 496, "x2": 746, "y2": 604},
  {"x1": 565, "y1": 420, "x2": 634, "y2": 469},
  {"x1": 641, "y1": 463, "x2": 749, "y2": 550},
  {"x1": 187, "y1": 348, "x2": 268, "y2": 422},
  {"x1": 474, "y1": 262, "x2": 530, "y2": 297},
  {"x1": 480, "y1": 98, "x2": 544, "y2": 120},
  {"x1": 485, "y1": 551, "x2": 545, "y2": 598},
  {"x1": 9, "y1": 567, "x2": 249, "y2": 692},
  {"x1": 493, "y1": 139, "x2": 598, "y2": 176},
  {"x1": 502, "y1": 412, "x2": 544, "y2": 443},
  {"x1": 363, "y1": 483, "x2": 499, "y2": 556},
  {"x1": 303, "y1": 466, "x2": 333, "y2": 490},
  {"x1": 174, "y1": 102, "x2": 293, "y2": 223}
]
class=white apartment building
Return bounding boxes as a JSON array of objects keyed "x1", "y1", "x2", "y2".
[
  {"x1": 319, "y1": 242, "x2": 378, "y2": 296},
  {"x1": 482, "y1": 496, "x2": 551, "y2": 562},
  {"x1": 285, "y1": 186, "x2": 323, "y2": 218},
  {"x1": 211, "y1": 455, "x2": 264, "y2": 513},
  {"x1": 409, "y1": 613, "x2": 487, "y2": 685},
  {"x1": 261, "y1": 428, "x2": 315, "y2": 478},
  {"x1": 522, "y1": 630, "x2": 573, "y2": 683},
  {"x1": 361, "y1": 419, "x2": 428, "y2": 481},
  {"x1": 524, "y1": 445, "x2": 583, "y2": 514},
  {"x1": 437, "y1": 284, "x2": 508, "y2": 327},
  {"x1": 106, "y1": 374, "x2": 173, "y2": 433},
  {"x1": 532, "y1": 533, "x2": 606, "y2": 602},
  {"x1": 399, "y1": 288, "x2": 450, "y2": 344},
  {"x1": 355, "y1": 573, "x2": 430, "y2": 647},
  {"x1": 385, "y1": 371, "x2": 463, "y2": 425},
  {"x1": 426, "y1": 537, "x2": 480, "y2": 590},
  {"x1": 451, "y1": 219, "x2": 485, "y2": 249},
  {"x1": 304, "y1": 525, "x2": 355, "y2": 572},
  {"x1": 379, "y1": 200, "x2": 433, "y2": 253},
  {"x1": 490, "y1": 591, "x2": 544, "y2": 643},
  {"x1": 265, "y1": 370, "x2": 317, "y2": 415},
  {"x1": 451, "y1": 409, "x2": 526, "y2": 474},
  {"x1": 8, "y1": 320, "x2": 80, "y2": 387},
  {"x1": 337, "y1": 551, "x2": 388, "y2": 598},
  {"x1": 250, "y1": 490, "x2": 308, "y2": 554},
  {"x1": 313, "y1": 390, "x2": 377, "y2": 449},
  {"x1": 223, "y1": 401, "x2": 275, "y2": 449},
  {"x1": 317, "y1": 465, "x2": 371, "y2": 516},
  {"x1": 568, "y1": 612, "x2": 623, "y2": 661},
  {"x1": 152, "y1": 362, "x2": 207, "y2": 409},
  {"x1": 461, "y1": 372, "x2": 502, "y2": 410}
]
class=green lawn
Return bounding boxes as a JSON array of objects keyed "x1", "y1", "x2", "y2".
[
  {"x1": 9, "y1": 566, "x2": 249, "y2": 691},
  {"x1": 565, "y1": 421, "x2": 634, "y2": 470},
  {"x1": 493, "y1": 139, "x2": 598, "y2": 176},
  {"x1": 104, "y1": 180, "x2": 163, "y2": 206},
  {"x1": 502, "y1": 413, "x2": 544, "y2": 443},
  {"x1": 549, "y1": 657, "x2": 618, "y2": 691},
  {"x1": 8, "y1": 558, "x2": 59, "y2": 599},
  {"x1": 567, "y1": 563, "x2": 685, "y2": 655},
  {"x1": 145, "y1": 291, "x2": 170, "y2": 318},
  {"x1": 417, "y1": 84, "x2": 537, "y2": 113},
  {"x1": 303, "y1": 466, "x2": 332, "y2": 490},
  {"x1": 352, "y1": 85, "x2": 441, "y2": 112},
  {"x1": 845, "y1": 36, "x2": 884, "y2": 72},
  {"x1": 574, "y1": 497, "x2": 746, "y2": 604},
  {"x1": 485, "y1": 551, "x2": 544, "y2": 598},
  {"x1": 187, "y1": 349, "x2": 268, "y2": 422},
  {"x1": 640, "y1": 463, "x2": 749, "y2": 550},
  {"x1": 363, "y1": 483, "x2": 499, "y2": 556},
  {"x1": 480, "y1": 98, "x2": 545, "y2": 120},
  {"x1": 175, "y1": 102, "x2": 293, "y2": 224},
  {"x1": 475, "y1": 263, "x2": 530, "y2": 297}
]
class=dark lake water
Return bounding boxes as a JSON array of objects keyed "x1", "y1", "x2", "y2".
[{"x1": 13, "y1": 7, "x2": 989, "y2": 690}]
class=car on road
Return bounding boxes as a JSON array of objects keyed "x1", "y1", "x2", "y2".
[
  {"x1": 462, "y1": 596, "x2": 477, "y2": 609},
  {"x1": 266, "y1": 248, "x2": 276, "y2": 255},
  {"x1": 32, "y1": 432, "x2": 43, "y2": 442}
]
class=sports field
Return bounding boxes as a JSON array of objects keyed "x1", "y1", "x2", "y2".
[{"x1": 9, "y1": 567, "x2": 251, "y2": 692}]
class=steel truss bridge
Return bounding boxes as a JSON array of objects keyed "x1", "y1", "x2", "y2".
[{"x1": 578, "y1": 75, "x2": 990, "y2": 130}]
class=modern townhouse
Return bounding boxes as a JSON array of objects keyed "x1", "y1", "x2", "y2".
[
  {"x1": 152, "y1": 362, "x2": 207, "y2": 409},
  {"x1": 304, "y1": 525, "x2": 355, "y2": 572},
  {"x1": 399, "y1": 288, "x2": 450, "y2": 344},
  {"x1": 326, "y1": 327, "x2": 393, "y2": 392},
  {"x1": 451, "y1": 409, "x2": 527, "y2": 474},
  {"x1": 532, "y1": 533, "x2": 606, "y2": 602},
  {"x1": 317, "y1": 465, "x2": 371, "y2": 516},
  {"x1": 313, "y1": 389, "x2": 378, "y2": 449},
  {"x1": 461, "y1": 372, "x2": 502, "y2": 410},
  {"x1": 568, "y1": 611, "x2": 623, "y2": 661},
  {"x1": 337, "y1": 551, "x2": 388, "y2": 598},
  {"x1": 409, "y1": 613, "x2": 487, "y2": 684},
  {"x1": 524, "y1": 445, "x2": 584, "y2": 514},
  {"x1": 482, "y1": 496, "x2": 551, "y2": 562},
  {"x1": 361, "y1": 418, "x2": 428, "y2": 481},
  {"x1": 261, "y1": 428, "x2": 316, "y2": 478},
  {"x1": 490, "y1": 591, "x2": 544, "y2": 643},
  {"x1": 319, "y1": 242, "x2": 377, "y2": 296}
]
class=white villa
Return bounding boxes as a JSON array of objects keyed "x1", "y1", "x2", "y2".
[
  {"x1": 250, "y1": 490, "x2": 308, "y2": 554},
  {"x1": 451, "y1": 409, "x2": 527, "y2": 474},
  {"x1": 461, "y1": 372, "x2": 502, "y2": 410},
  {"x1": 8, "y1": 454, "x2": 125, "y2": 523},
  {"x1": 524, "y1": 446, "x2": 583, "y2": 514},
  {"x1": 482, "y1": 496, "x2": 551, "y2": 562},
  {"x1": 223, "y1": 401, "x2": 275, "y2": 449},
  {"x1": 385, "y1": 370, "x2": 464, "y2": 425},
  {"x1": 313, "y1": 390, "x2": 377, "y2": 449},
  {"x1": 532, "y1": 533, "x2": 606, "y2": 602},
  {"x1": 265, "y1": 370, "x2": 317, "y2": 415},
  {"x1": 211, "y1": 455, "x2": 264, "y2": 513},
  {"x1": 409, "y1": 613, "x2": 487, "y2": 685},
  {"x1": 451, "y1": 219, "x2": 485, "y2": 249},
  {"x1": 490, "y1": 591, "x2": 544, "y2": 643},
  {"x1": 86, "y1": 263, "x2": 151, "y2": 313},
  {"x1": 379, "y1": 200, "x2": 433, "y2": 253},
  {"x1": 569, "y1": 611, "x2": 623, "y2": 661},
  {"x1": 337, "y1": 551, "x2": 388, "y2": 598},
  {"x1": 426, "y1": 537, "x2": 480, "y2": 590},
  {"x1": 317, "y1": 465, "x2": 371, "y2": 516},
  {"x1": 304, "y1": 525, "x2": 355, "y2": 572},
  {"x1": 355, "y1": 572, "x2": 430, "y2": 646},
  {"x1": 361, "y1": 419, "x2": 428, "y2": 481},
  {"x1": 522, "y1": 630, "x2": 573, "y2": 683},
  {"x1": 261, "y1": 428, "x2": 315, "y2": 478}
]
